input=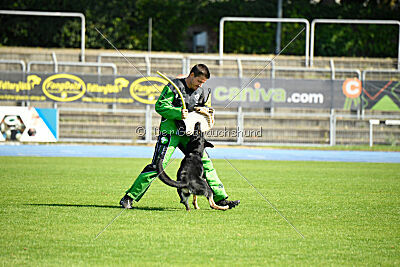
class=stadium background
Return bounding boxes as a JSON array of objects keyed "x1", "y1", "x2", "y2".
[
  {"x1": 0, "y1": 0, "x2": 399, "y2": 145},
  {"x1": 1, "y1": 1, "x2": 400, "y2": 266}
]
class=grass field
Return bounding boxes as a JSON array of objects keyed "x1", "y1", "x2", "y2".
[{"x1": 0, "y1": 156, "x2": 399, "y2": 265}]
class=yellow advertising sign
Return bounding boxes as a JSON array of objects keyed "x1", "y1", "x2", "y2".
[
  {"x1": 129, "y1": 77, "x2": 166, "y2": 104},
  {"x1": 0, "y1": 75, "x2": 41, "y2": 92},
  {"x1": 87, "y1": 77, "x2": 130, "y2": 95},
  {"x1": 0, "y1": 73, "x2": 168, "y2": 105},
  {"x1": 42, "y1": 74, "x2": 86, "y2": 102}
]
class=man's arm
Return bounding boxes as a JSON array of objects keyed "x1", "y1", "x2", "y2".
[{"x1": 155, "y1": 85, "x2": 186, "y2": 120}]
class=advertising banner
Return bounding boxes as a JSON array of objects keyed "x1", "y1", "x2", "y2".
[
  {"x1": 0, "y1": 72, "x2": 167, "y2": 105},
  {"x1": 206, "y1": 78, "x2": 339, "y2": 109},
  {"x1": 0, "y1": 71, "x2": 399, "y2": 111},
  {"x1": 0, "y1": 106, "x2": 58, "y2": 142},
  {"x1": 361, "y1": 80, "x2": 400, "y2": 111}
]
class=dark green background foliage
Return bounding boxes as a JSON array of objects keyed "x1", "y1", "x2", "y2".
[{"x1": 0, "y1": 0, "x2": 399, "y2": 57}]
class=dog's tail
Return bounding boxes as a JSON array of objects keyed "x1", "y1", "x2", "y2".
[{"x1": 156, "y1": 159, "x2": 187, "y2": 189}]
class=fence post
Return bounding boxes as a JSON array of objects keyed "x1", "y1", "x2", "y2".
[
  {"x1": 237, "y1": 106, "x2": 244, "y2": 145},
  {"x1": 369, "y1": 121, "x2": 373, "y2": 147},
  {"x1": 237, "y1": 58, "x2": 243, "y2": 78},
  {"x1": 145, "y1": 55, "x2": 151, "y2": 76},
  {"x1": 52, "y1": 52, "x2": 58, "y2": 73},
  {"x1": 145, "y1": 105, "x2": 152, "y2": 143},
  {"x1": 272, "y1": 61, "x2": 276, "y2": 116},
  {"x1": 330, "y1": 109, "x2": 336, "y2": 146},
  {"x1": 369, "y1": 119, "x2": 380, "y2": 147},
  {"x1": 182, "y1": 58, "x2": 186, "y2": 75}
]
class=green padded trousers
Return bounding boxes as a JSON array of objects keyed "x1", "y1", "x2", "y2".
[{"x1": 125, "y1": 133, "x2": 228, "y2": 203}]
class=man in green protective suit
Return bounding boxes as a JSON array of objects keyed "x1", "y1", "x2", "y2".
[{"x1": 120, "y1": 64, "x2": 240, "y2": 209}]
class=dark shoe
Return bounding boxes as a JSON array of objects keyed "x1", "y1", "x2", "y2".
[
  {"x1": 216, "y1": 198, "x2": 240, "y2": 209},
  {"x1": 119, "y1": 194, "x2": 133, "y2": 209}
]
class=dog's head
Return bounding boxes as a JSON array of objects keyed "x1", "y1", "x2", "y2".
[{"x1": 186, "y1": 123, "x2": 214, "y2": 156}]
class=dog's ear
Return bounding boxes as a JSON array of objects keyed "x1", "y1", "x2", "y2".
[
  {"x1": 193, "y1": 122, "x2": 202, "y2": 136},
  {"x1": 205, "y1": 140, "x2": 214, "y2": 148}
]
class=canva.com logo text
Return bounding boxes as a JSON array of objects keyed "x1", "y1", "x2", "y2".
[{"x1": 287, "y1": 93, "x2": 324, "y2": 104}]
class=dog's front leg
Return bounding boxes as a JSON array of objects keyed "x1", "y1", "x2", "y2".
[{"x1": 192, "y1": 195, "x2": 200, "y2": 210}]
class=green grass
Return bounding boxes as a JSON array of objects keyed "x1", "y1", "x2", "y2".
[{"x1": 0, "y1": 156, "x2": 399, "y2": 265}]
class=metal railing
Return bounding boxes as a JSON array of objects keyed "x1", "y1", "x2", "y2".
[
  {"x1": 0, "y1": 10, "x2": 86, "y2": 61},
  {"x1": 27, "y1": 61, "x2": 117, "y2": 75},
  {"x1": 0, "y1": 13, "x2": 399, "y2": 69},
  {"x1": 56, "y1": 106, "x2": 400, "y2": 146},
  {"x1": 0, "y1": 60, "x2": 26, "y2": 72},
  {"x1": 362, "y1": 69, "x2": 400, "y2": 81},
  {"x1": 97, "y1": 53, "x2": 186, "y2": 76},
  {"x1": 310, "y1": 19, "x2": 400, "y2": 69},
  {"x1": 369, "y1": 119, "x2": 400, "y2": 147},
  {"x1": 219, "y1": 17, "x2": 310, "y2": 66},
  {"x1": 186, "y1": 55, "x2": 275, "y2": 78}
]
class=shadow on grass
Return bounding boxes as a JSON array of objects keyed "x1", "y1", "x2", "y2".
[{"x1": 26, "y1": 203, "x2": 180, "y2": 211}]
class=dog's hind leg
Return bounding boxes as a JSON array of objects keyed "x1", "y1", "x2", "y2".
[
  {"x1": 192, "y1": 195, "x2": 200, "y2": 210},
  {"x1": 178, "y1": 188, "x2": 191, "y2": 211},
  {"x1": 208, "y1": 193, "x2": 229, "y2": 210}
]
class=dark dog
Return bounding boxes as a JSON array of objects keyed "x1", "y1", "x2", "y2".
[{"x1": 156, "y1": 124, "x2": 228, "y2": 211}]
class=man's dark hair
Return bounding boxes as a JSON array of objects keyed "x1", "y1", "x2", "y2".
[{"x1": 190, "y1": 64, "x2": 210, "y2": 79}]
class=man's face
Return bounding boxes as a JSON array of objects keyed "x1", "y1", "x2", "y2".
[{"x1": 187, "y1": 73, "x2": 207, "y2": 90}]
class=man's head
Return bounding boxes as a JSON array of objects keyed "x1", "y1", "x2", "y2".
[{"x1": 185, "y1": 64, "x2": 210, "y2": 91}]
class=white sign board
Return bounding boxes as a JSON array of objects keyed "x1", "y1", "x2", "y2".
[{"x1": 0, "y1": 107, "x2": 58, "y2": 142}]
